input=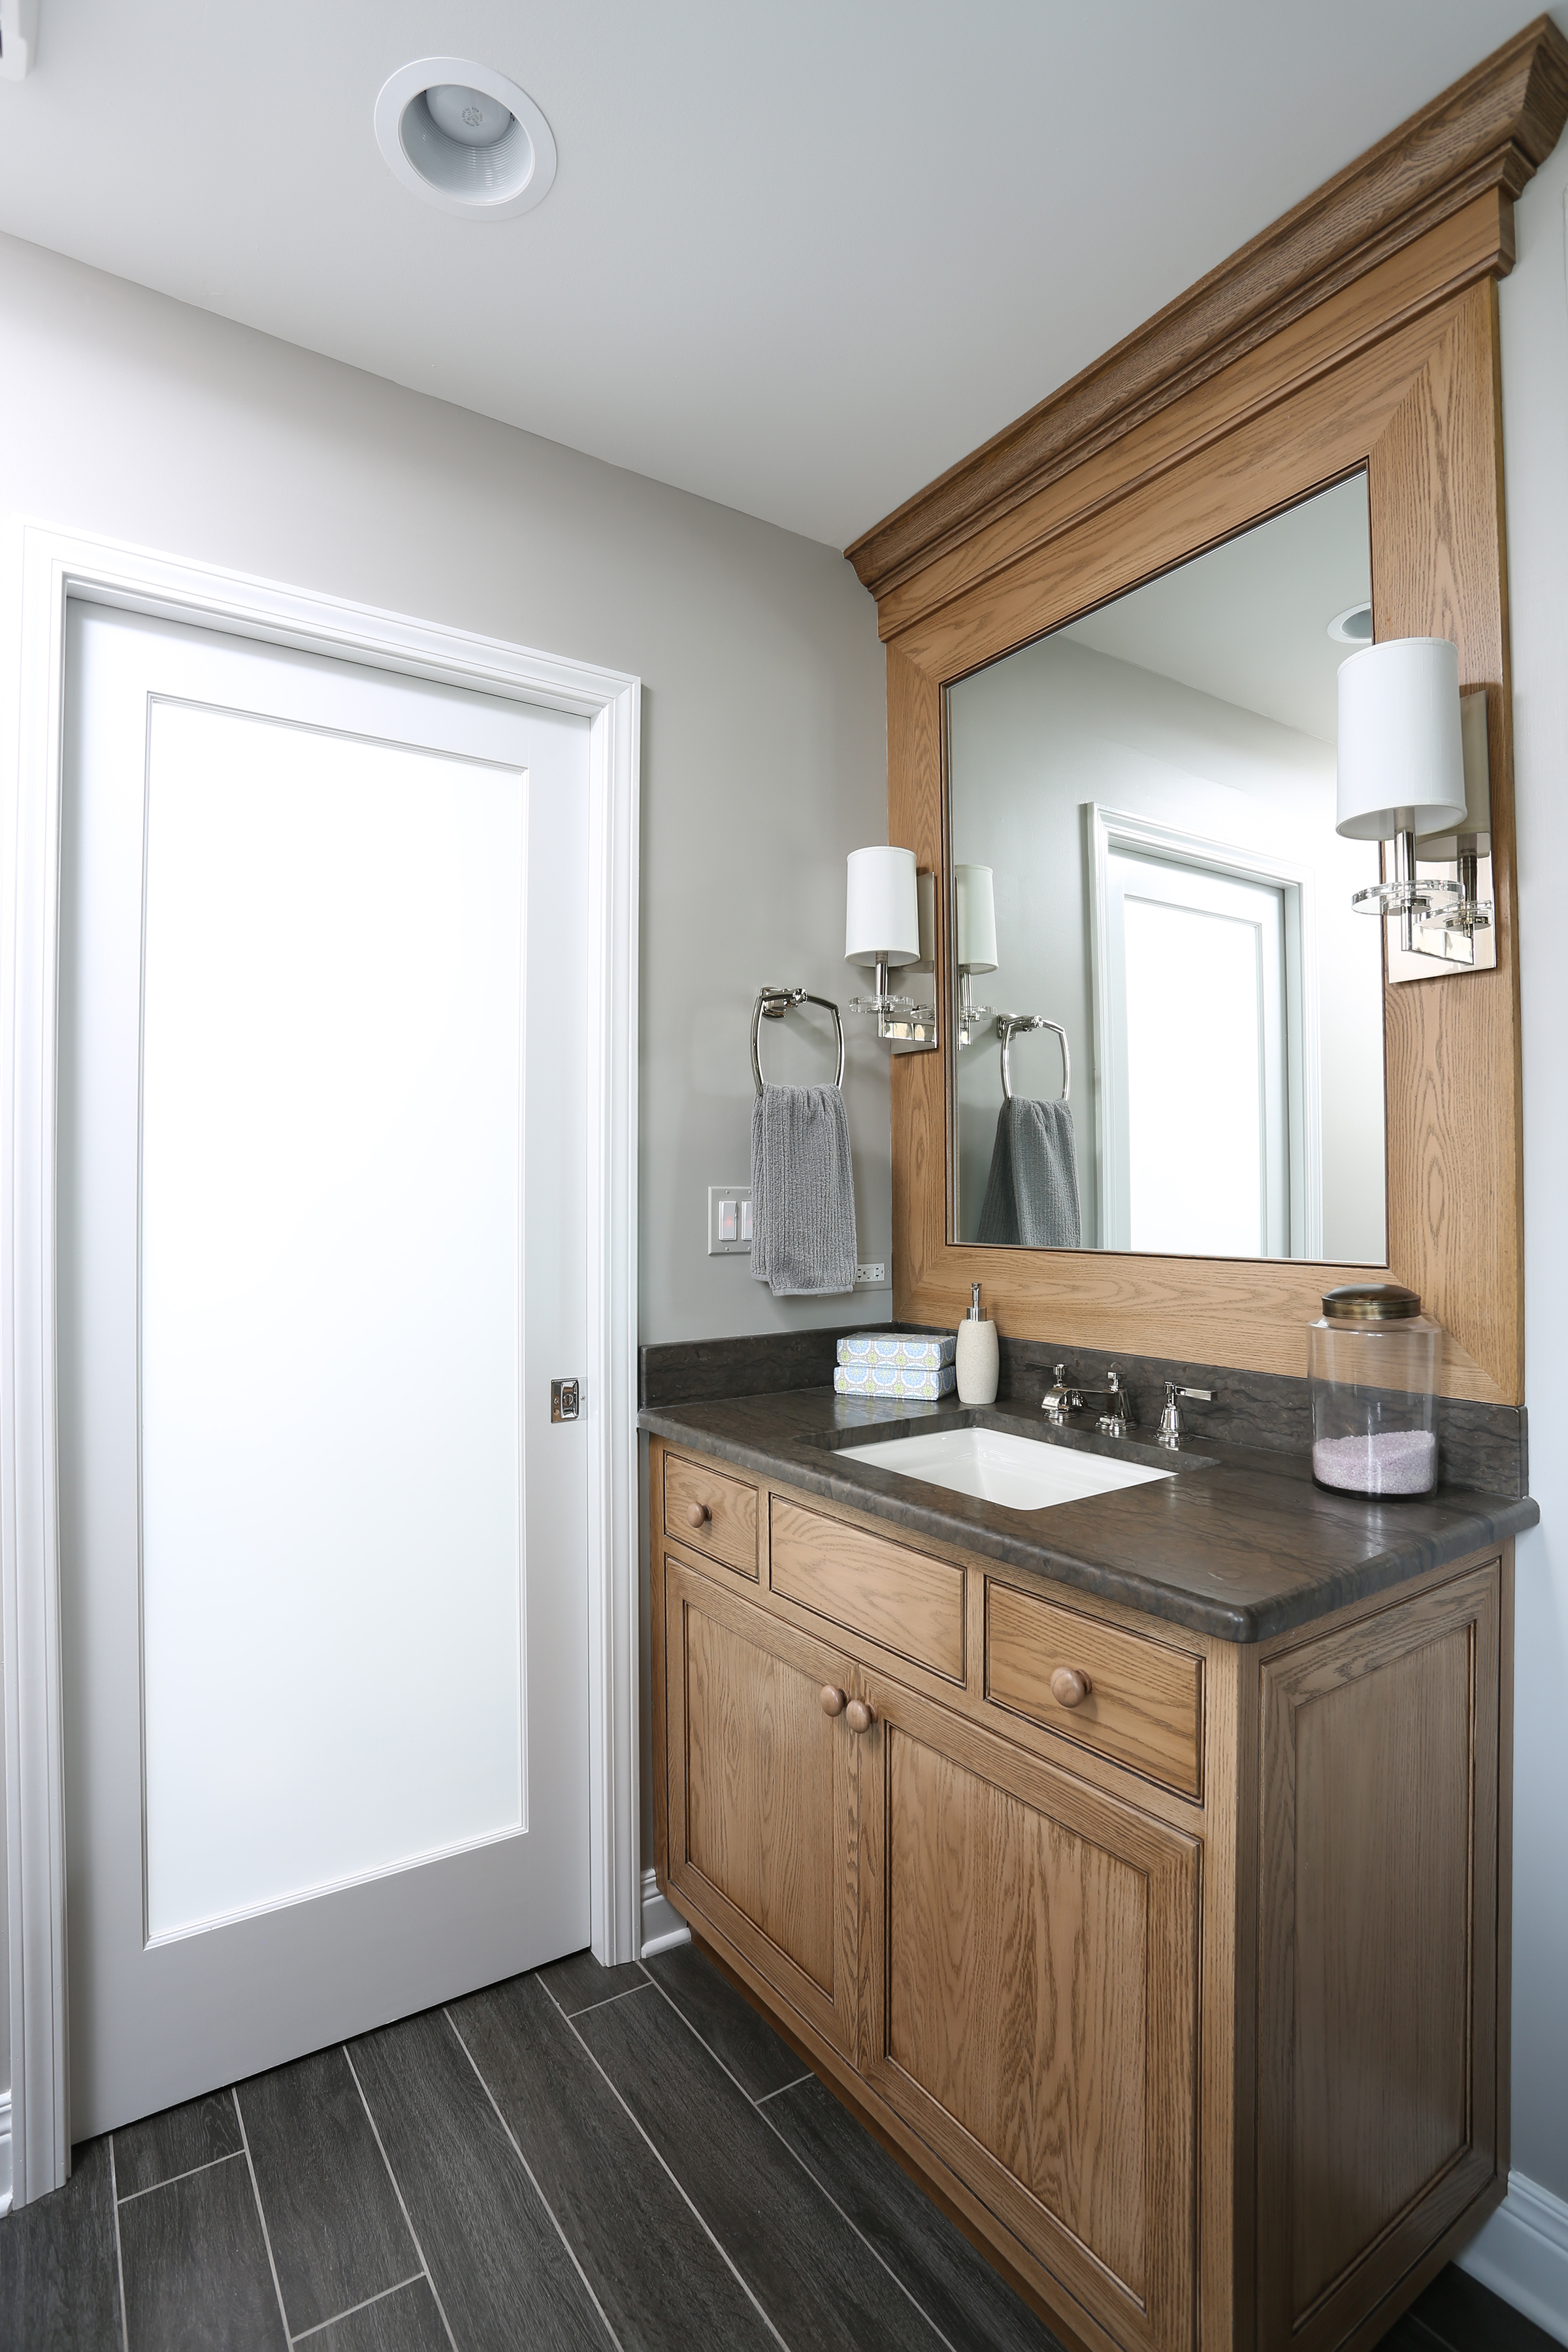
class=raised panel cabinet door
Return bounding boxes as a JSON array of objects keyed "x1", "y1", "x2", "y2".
[
  {"x1": 1256, "y1": 1562, "x2": 1502, "y2": 2352},
  {"x1": 856, "y1": 1674, "x2": 1199, "y2": 2352},
  {"x1": 664, "y1": 1558, "x2": 858, "y2": 2058}
]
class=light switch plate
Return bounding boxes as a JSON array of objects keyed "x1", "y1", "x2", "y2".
[{"x1": 708, "y1": 1184, "x2": 752, "y2": 1255}]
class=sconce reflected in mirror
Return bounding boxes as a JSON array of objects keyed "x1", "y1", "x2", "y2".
[
  {"x1": 1335, "y1": 636, "x2": 1495, "y2": 978},
  {"x1": 954, "y1": 864, "x2": 997, "y2": 1047},
  {"x1": 845, "y1": 846, "x2": 938, "y2": 1050}
]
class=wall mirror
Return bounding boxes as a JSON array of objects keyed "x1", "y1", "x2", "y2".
[{"x1": 947, "y1": 472, "x2": 1388, "y2": 1265}]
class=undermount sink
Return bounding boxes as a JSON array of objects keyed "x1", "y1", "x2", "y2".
[{"x1": 844, "y1": 1424, "x2": 1172, "y2": 1511}]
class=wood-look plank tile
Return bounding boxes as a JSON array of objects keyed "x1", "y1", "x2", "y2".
[
  {"x1": 643, "y1": 1943, "x2": 808, "y2": 2100},
  {"x1": 766, "y1": 2075, "x2": 1066, "y2": 2352},
  {"x1": 237, "y1": 2046, "x2": 416, "y2": 2336},
  {"x1": 449, "y1": 1970, "x2": 777, "y2": 2352},
  {"x1": 118, "y1": 2142, "x2": 287, "y2": 2352},
  {"x1": 115, "y1": 2090, "x2": 244, "y2": 2198},
  {"x1": 1409, "y1": 2264, "x2": 1561, "y2": 2351},
  {"x1": 0, "y1": 2137, "x2": 122, "y2": 2352},
  {"x1": 348, "y1": 2005, "x2": 608, "y2": 2352},
  {"x1": 579, "y1": 1980, "x2": 951, "y2": 2352},
  {"x1": 534, "y1": 1947, "x2": 649, "y2": 2017},
  {"x1": 306, "y1": 2276, "x2": 448, "y2": 2351}
]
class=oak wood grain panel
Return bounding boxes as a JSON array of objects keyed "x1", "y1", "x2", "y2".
[
  {"x1": 1256, "y1": 1563, "x2": 1500, "y2": 2352},
  {"x1": 769, "y1": 1493, "x2": 965, "y2": 1682},
  {"x1": 986, "y1": 1580, "x2": 1204, "y2": 1799},
  {"x1": 874, "y1": 199, "x2": 1494, "y2": 645},
  {"x1": 649, "y1": 1443, "x2": 670, "y2": 1886},
  {"x1": 663, "y1": 1559, "x2": 858, "y2": 2057},
  {"x1": 857, "y1": 1676, "x2": 1199, "y2": 2352},
  {"x1": 845, "y1": 19, "x2": 1568, "y2": 600},
  {"x1": 1371, "y1": 282, "x2": 1524, "y2": 1411},
  {"x1": 664, "y1": 1448, "x2": 759, "y2": 1579}
]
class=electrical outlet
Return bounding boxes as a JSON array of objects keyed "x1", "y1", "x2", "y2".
[
  {"x1": 708, "y1": 1184, "x2": 752, "y2": 1255},
  {"x1": 855, "y1": 1262, "x2": 888, "y2": 1286}
]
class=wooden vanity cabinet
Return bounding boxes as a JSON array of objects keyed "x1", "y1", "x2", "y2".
[{"x1": 649, "y1": 1440, "x2": 1512, "y2": 2352}]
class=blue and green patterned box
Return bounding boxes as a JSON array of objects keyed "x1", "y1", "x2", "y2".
[
  {"x1": 836, "y1": 1331, "x2": 957, "y2": 1371},
  {"x1": 832, "y1": 1362, "x2": 957, "y2": 1399}
]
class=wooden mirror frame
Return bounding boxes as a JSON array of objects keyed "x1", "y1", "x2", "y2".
[{"x1": 849, "y1": 19, "x2": 1568, "y2": 1409}]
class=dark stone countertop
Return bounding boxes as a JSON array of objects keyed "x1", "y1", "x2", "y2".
[{"x1": 638, "y1": 1386, "x2": 1539, "y2": 1644}]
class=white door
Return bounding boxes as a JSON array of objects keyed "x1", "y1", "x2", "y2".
[
  {"x1": 1103, "y1": 851, "x2": 1289, "y2": 1257},
  {"x1": 57, "y1": 602, "x2": 592, "y2": 2140}
]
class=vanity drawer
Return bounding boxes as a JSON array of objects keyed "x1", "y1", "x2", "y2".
[
  {"x1": 769, "y1": 1496, "x2": 964, "y2": 1682},
  {"x1": 985, "y1": 1582, "x2": 1203, "y2": 1797},
  {"x1": 663, "y1": 1452, "x2": 759, "y2": 1579}
]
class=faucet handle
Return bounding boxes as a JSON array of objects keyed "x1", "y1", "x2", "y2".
[
  {"x1": 1162, "y1": 1380, "x2": 1213, "y2": 1405},
  {"x1": 1157, "y1": 1380, "x2": 1213, "y2": 1450}
]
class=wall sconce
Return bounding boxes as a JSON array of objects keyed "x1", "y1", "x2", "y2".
[
  {"x1": 1336, "y1": 636, "x2": 1495, "y2": 981},
  {"x1": 953, "y1": 864, "x2": 997, "y2": 1047},
  {"x1": 845, "y1": 847, "x2": 938, "y2": 1051}
]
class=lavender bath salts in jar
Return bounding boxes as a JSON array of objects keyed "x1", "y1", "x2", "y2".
[{"x1": 1309, "y1": 1283, "x2": 1441, "y2": 1499}]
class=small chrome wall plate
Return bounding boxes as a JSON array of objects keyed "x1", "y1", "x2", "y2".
[{"x1": 551, "y1": 1378, "x2": 580, "y2": 1423}]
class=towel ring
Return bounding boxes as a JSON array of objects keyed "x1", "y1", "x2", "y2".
[
  {"x1": 997, "y1": 1014, "x2": 1070, "y2": 1105},
  {"x1": 751, "y1": 987, "x2": 846, "y2": 1097}
]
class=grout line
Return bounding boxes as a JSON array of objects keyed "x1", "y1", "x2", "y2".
[
  {"x1": 442, "y1": 2005, "x2": 626, "y2": 2352},
  {"x1": 642, "y1": 1972, "x2": 964, "y2": 2352},
  {"x1": 116, "y1": 2148, "x2": 247, "y2": 2205},
  {"x1": 231, "y1": 2086, "x2": 293, "y2": 2349},
  {"x1": 753, "y1": 2072, "x2": 816, "y2": 2107},
  {"x1": 106, "y1": 2135, "x2": 131, "y2": 2352},
  {"x1": 289, "y1": 2271, "x2": 425, "y2": 2344},
  {"x1": 341, "y1": 2046, "x2": 461, "y2": 2352},
  {"x1": 534, "y1": 1972, "x2": 792, "y2": 2352},
  {"x1": 556, "y1": 1978, "x2": 654, "y2": 2023}
]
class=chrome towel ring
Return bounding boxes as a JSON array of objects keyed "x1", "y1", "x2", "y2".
[
  {"x1": 997, "y1": 1014, "x2": 1070, "y2": 1104},
  {"x1": 751, "y1": 987, "x2": 846, "y2": 1096}
]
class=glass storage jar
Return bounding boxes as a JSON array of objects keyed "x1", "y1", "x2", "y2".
[{"x1": 1309, "y1": 1282, "x2": 1441, "y2": 1498}]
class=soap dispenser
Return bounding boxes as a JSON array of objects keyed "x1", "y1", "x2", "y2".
[{"x1": 955, "y1": 1282, "x2": 999, "y2": 1405}]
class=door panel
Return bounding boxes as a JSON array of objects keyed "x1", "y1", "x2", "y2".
[
  {"x1": 664, "y1": 1557, "x2": 858, "y2": 2057},
  {"x1": 858, "y1": 1674, "x2": 1198, "y2": 2352},
  {"x1": 59, "y1": 602, "x2": 593, "y2": 2136}
]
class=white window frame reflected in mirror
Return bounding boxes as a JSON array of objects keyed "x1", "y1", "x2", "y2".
[{"x1": 1085, "y1": 806, "x2": 1322, "y2": 1259}]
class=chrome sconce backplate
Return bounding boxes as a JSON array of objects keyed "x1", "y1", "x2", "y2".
[{"x1": 1371, "y1": 690, "x2": 1496, "y2": 983}]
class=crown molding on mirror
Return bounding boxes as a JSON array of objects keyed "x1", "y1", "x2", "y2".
[
  {"x1": 873, "y1": 81, "x2": 1535, "y2": 1404},
  {"x1": 845, "y1": 14, "x2": 1568, "y2": 621}
]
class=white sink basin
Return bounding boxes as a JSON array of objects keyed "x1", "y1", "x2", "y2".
[{"x1": 845, "y1": 1425, "x2": 1172, "y2": 1512}]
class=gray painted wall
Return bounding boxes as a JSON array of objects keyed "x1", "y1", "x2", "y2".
[{"x1": 0, "y1": 229, "x2": 892, "y2": 2103}]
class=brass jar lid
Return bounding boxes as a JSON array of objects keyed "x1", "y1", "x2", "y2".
[{"x1": 1321, "y1": 1281, "x2": 1422, "y2": 1322}]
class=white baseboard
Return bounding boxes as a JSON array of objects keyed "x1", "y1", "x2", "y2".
[
  {"x1": 1458, "y1": 2170, "x2": 1568, "y2": 2345},
  {"x1": 640, "y1": 1865, "x2": 691, "y2": 1959},
  {"x1": 0, "y1": 2091, "x2": 11, "y2": 2215}
]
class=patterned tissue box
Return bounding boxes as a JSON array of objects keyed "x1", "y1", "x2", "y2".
[
  {"x1": 833, "y1": 1362, "x2": 958, "y2": 1399},
  {"x1": 836, "y1": 1331, "x2": 957, "y2": 1371}
]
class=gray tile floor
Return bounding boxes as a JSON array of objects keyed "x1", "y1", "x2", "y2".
[{"x1": 0, "y1": 1942, "x2": 1550, "y2": 2352}]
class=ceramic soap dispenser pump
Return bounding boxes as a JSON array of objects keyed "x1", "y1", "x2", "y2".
[{"x1": 955, "y1": 1282, "x2": 1000, "y2": 1405}]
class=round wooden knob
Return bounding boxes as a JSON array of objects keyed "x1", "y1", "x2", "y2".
[
  {"x1": 845, "y1": 1697, "x2": 877, "y2": 1735},
  {"x1": 1050, "y1": 1667, "x2": 1091, "y2": 1709},
  {"x1": 819, "y1": 1686, "x2": 847, "y2": 1718},
  {"x1": 685, "y1": 1501, "x2": 711, "y2": 1529}
]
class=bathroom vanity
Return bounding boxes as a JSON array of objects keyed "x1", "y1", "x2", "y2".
[{"x1": 644, "y1": 1395, "x2": 1536, "y2": 2352}]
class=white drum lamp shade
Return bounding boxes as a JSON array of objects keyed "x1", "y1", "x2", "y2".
[
  {"x1": 954, "y1": 864, "x2": 998, "y2": 973},
  {"x1": 1336, "y1": 637, "x2": 1468, "y2": 841},
  {"x1": 845, "y1": 847, "x2": 921, "y2": 967}
]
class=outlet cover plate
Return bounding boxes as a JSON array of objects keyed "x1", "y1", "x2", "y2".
[{"x1": 855, "y1": 1262, "x2": 887, "y2": 1286}]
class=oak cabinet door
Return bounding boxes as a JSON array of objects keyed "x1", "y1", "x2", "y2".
[
  {"x1": 1256, "y1": 1563, "x2": 1501, "y2": 2352},
  {"x1": 857, "y1": 1674, "x2": 1200, "y2": 2352},
  {"x1": 663, "y1": 1557, "x2": 859, "y2": 2057}
]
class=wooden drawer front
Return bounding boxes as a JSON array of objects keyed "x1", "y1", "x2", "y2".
[
  {"x1": 663, "y1": 1452, "x2": 758, "y2": 1579},
  {"x1": 986, "y1": 1582, "x2": 1203, "y2": 1798},
  {"x1": 769, "y1": 1496, "x2": 964, "y2": 1682}
]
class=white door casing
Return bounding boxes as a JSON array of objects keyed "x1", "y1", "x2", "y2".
[{"x1": 0, "y1": 522, "x2": 641, "y2": 2203}]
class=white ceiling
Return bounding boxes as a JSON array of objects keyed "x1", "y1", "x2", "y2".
[
  {"x1": 1063, "y1": 474, "x2": 1372, "y2": 745},
  {"x1": 0, "y1": 1, "x2": 1550, "y2": 548}
]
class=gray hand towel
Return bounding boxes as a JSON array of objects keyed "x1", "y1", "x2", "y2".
[
  {"x1": 977, "y1": 1096, "x2": 1082, "y2": 1249},
  {"x1": 751, "y1": 1084, "x2": 858, "y2": 1296}
]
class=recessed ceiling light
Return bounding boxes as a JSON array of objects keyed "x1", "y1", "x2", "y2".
[
  {"x1": 1328, "y1": 602, "x2": 1373, "y2": 645},
  {"x1": 374, "y1": 57, "x2": 557, "y2": 220}
]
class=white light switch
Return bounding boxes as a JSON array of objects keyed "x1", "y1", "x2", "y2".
[{"x1": 707, "y1": 1184, "x2": 753, "y2": 1255}]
